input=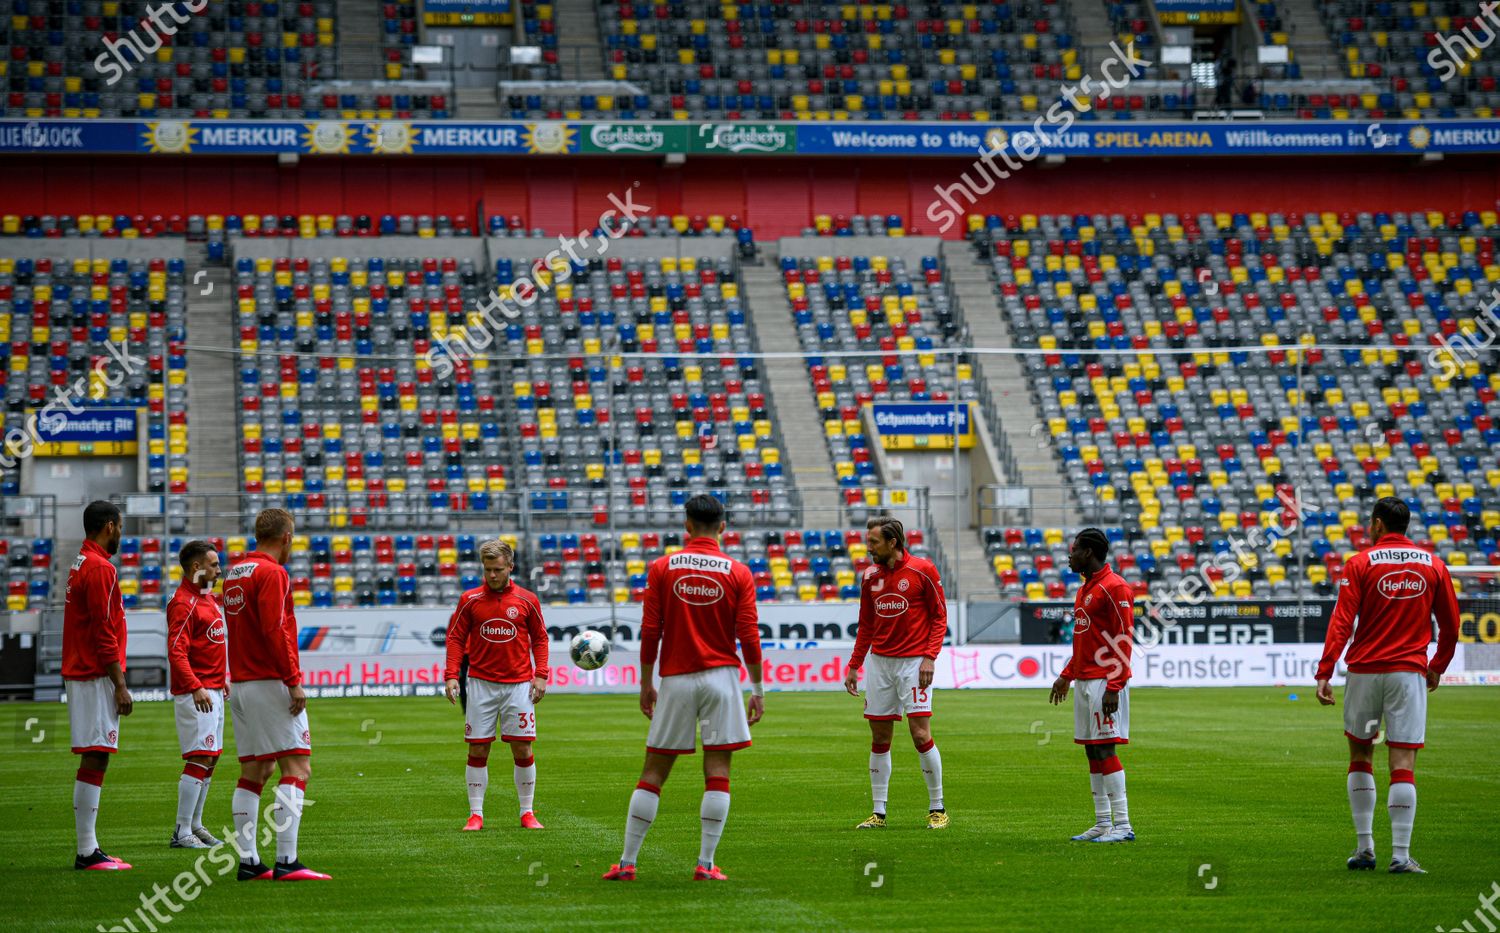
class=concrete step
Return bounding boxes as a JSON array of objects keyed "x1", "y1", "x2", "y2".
[
  {"x1": 183, "y1": 244, "x2": 241, "y2": 534},
  {"x1": 741, "y1": 250, "x2": 843, "y2": 524},
  {"x1": 336, "y1": 0, "x2": 383, "y2": 73},
  {"x1": 553, "y1": 0, "x2": 606, "y2": 80}
]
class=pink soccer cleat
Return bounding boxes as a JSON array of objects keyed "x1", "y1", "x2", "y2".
[
  {"x1": 601, "y1": 863, "x2": 637, "y2": 881},
  {"x1": 273, "y1": 861, "x2": 332, "y2": 881},
  {"x1": 520, "y1": 811, "x2": 544, "y2": 830},
  {"x1": 693, "y1": 865, "x2": 729, "y2": 881},
  {"x1": 462, "y1": 814, "x2": 484, "y2": 832}
]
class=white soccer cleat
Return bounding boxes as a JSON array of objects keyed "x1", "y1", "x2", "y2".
[
  {"x1": 169, "y1": 828, "x2": 210, "y2": 849},
  {"x1": 192, "y1": 827, "x2": 223, "y2": 847},
  {"x1": 1070, "y1": 824, "x2": 1112, "y2": 841},
  {"x1": 1092, "y1": 827, "x2": 1135, "y2": 843}
]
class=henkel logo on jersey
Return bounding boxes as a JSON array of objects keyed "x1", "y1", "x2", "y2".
[
  {"x1": 479, "y1": 618, "x2": 518, "y2": 643},
  {"x1": 675, "y1": 574, "x2": 725, "y2": 605},
  {"x1": 206, "y1": 619, "x2": 227, "y2": 643},
  {"x1": 222, "y1": 586, "x2": 246, "y2": 613},
  {"x1": 1376, "y1": 569, "x2": 1428, "y2": 600},
  {"x1": 875, "y1": 594, "x2": 909, "y2": 617}
]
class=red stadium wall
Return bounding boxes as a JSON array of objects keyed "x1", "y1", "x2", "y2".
[{"x1": 3, "y1": 155, "x2": 1499, "y2": 239}]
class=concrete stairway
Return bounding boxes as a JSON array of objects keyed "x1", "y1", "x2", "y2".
[
  {"x1": 335, "y1": 0, "x2": 383, "y2": 79},
  {"x1": 740, "y1": 250, "x2": 843, "y2": 527},
  {"x1": 1281, "y1": 0, "x2": 1342, "y2": 79},
  {"x1": 554, "y1": 0, "x2": 606, "y2": 80},
  {"x1": 1073, "y1": 1, "x2": 1123, "y2": 72},
  {"x1": 942, "y1": 241, "x2": 1081, "y2": 530},
  {"x1": 182, "y1": 244, "x2": 240, "y2": 532}
]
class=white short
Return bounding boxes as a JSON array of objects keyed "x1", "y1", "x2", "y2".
[
  {"x1": 174, "y1": 689, "x2": 227, "y2": 759},
  {"x1": 646, "y1": 666, "x2": 751, "y2": 754},
  {"x1": 465, "y1": 677, "x2": 536, "y2": 744},
  {"x1": 1073, "y1": 678, "x2": 1130, "y2": 745},
  {"x1": 229, "y1": 679, "x2": 312, "y2": 762},
  {"x1": 66, "y1": 676, "x2": 120, "y2": 755},
  {"x1": 862, "y1": 654, "x2": 933, "y2": 721},
  {"x1": 1344, "y1": 671, "x2": 1427, "y2": 748}
]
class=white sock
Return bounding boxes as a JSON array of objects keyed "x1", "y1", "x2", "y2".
[
  {"x1": 621, "y1": 782, "x2": 660, "y2": 867},
  {"x1": 192, "y1": 775, "x2": 212, "y2": 832},
  {"x1": 271, "y1": 777, "x2": 306, "y2": 865},
  {"x1": 231, "y1": 779, "x2": 263, "y2": 865},
  {"x1": 176, "y1": 765, "x2": 208, "y2": 834},
  {"x1": 869, "y1": 744, "x2": 892, "y2": 815},
  {"x1": 918, "y1": 741, "x2": 943, "y2": 810},
  {"x1": 1089, "y1": 773, "x2": 1111, "y2": 827},
  {"x1": 1389, "y1": 772, "x2": 1416, "y2": 862},
  {"x1": 699, "y1": 779, "x2": 731, "y2": 868},
  {"x1": 1103, "y1": 759, "x2": 1130, "y2": 830},
  {"x1": 1347, "y1": 766, "x2": 1376, "y2": 852},
  {"x1": 74, "y1": 768, "x2": 104, "y2": 856},
  {"x1": 466, "y1": 755, "x2": 488, "y2": 817},
  {"x1": 514, "y1": 754, "x2": 537, "y2": 814}
]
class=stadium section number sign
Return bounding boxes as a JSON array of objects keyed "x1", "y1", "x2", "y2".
[
  {"x1": 869, "y1": 402, "x2": 975, "y2": 450},
  {"x1": 22, "y1": 407, "x2": 139, "y2": 457}
]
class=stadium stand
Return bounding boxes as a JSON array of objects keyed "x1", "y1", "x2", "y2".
[
  {"x1": 0, "y1": 536, "x2": 51, "y2": 612},
  {"x1": 507, "y1": 0, "x2": 1084, "y2": 120},
  {"x1": 779, "y1": 247, "x2": 980, "y2": 492},
  {"x1": 1319, "y1": 0, "x2": 1500, "y2": 119},
  {"x1": 500, "y1": 249, "x2": 795, "y2": 528},
  {"x1": 968, "y1": 208, "x2": 1500, "y2": 598},
  {"x1": 4, "y1": 0, "x2": 336, "y2": 118},
  {"x1": 0, "y1": 254, "x2": 189, "y2": 498},
  {"x1": 533, "y1": 525, "x2": 938, "y2": 604}
]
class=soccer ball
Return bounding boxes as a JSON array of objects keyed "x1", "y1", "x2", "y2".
[{"x1": 570, "y1": 630, "x2": 611, "y2": 670}]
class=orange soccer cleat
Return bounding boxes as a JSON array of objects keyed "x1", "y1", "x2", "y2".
[
  {"x1": 601, "y1": 863, "x2": 637, "y2": 881},
  {"x1": 462, "y1": 814, "x2": 484, "y2": 831},
  {"x1": 520, "y1": 811, "x2": 544, "y2": 830},
  {"x1": 693, "y1": 865, "x2": 729, "y2": 881}
]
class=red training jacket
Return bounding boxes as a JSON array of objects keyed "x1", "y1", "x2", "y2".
[
  {"x1": 222, "y1": 551, "x2": 301, "y2": 687},
  {"x1": 1060, "y1": 564, "x2": 1135, "y2": 692},
  {"x1": 167, "y1": 581, "x2": 228, "y2": 694},
  {"x1": 848, "y1": 551, "x2": 948, "y2": 670},
  {"x1": 444, "y1": 580, "x2": 549, "y2": 684},
  {"x1": 640, "y1": 536, "x2": 762, "y2": 677},
  {"x1": 1316, "y1": 534, "x2": 1460, "y2": 681},
  {"x1": 62, "y1": 539, "x2": 127, "y2": 680}
]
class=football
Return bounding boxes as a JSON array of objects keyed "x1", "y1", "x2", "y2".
[{"x1": 569, "y1": 630, "x2": 611, "y2": 670}]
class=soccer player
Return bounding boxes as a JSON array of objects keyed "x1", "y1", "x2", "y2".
[
  {"x1": 1048, "y1": 528, "x2": 1136, "y2": 843},
  {"x1": 166, "y1": 540, "x2": 229, "y2": 849},
  {"x1": 843, "y1": 515, "x2": 949, "y2": 830},
  {"x1": 443, "y1": 539, "x2": 549, "y2": 831},
  {"x1": 1315, "y1": 497, "x2": 1459, "y2": 874},
  {"x1": 602, "y1": 494, "x2": 764, "y2": 882},
  {"x1": 223, "y1": 508, "x2": 329, "y2": 881},
  {"x1": 63, "y1": 500, "x2": 133, "y2": 871}
]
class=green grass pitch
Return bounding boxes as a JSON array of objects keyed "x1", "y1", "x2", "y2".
[{"x1": 1, "y1": 687, "x2": 1497, "y2": 932}]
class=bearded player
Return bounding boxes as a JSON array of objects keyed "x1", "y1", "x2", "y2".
[
  {"x1": 1316, "y1": 497, "x2": 1459, "y2": 874},
  {"x1": 166, "y1": 540, "x2": 229, "y2": 849},
  {"x1": 64, "y1": 500, "x2": 133, "y2": 870},
  {"x1": 1049, "y1": 528, "x2": 1136, "y2": 843},
  {"x1": 223, "y1": 508, "x2": 329, "y2": 881},
  {"x1": 603, "y1": 494, "x2": 764, "y2": 882},
  {"x1": 843, "y1": 515, "x2": 949, "y2": 830},
  {"x1": 444, "y1": 539, "x2": 549, "y2": 831}
]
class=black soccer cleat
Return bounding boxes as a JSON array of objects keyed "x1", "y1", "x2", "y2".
[{"x1": 237, "y1": 860, "x2": 273, "y2": 881}]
